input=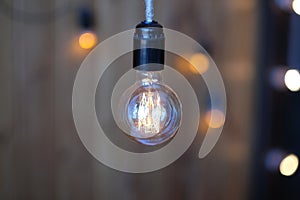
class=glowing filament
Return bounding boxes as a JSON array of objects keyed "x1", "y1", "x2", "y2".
[{"x1": 136, "y1": 90, "x2": 162, "y2": 135}]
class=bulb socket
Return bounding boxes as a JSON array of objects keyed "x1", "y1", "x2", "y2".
[{"x1": 133, "y1": 21, "x2": 165, "y2": 71}]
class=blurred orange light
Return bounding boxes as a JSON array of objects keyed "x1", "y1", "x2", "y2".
[
  {"x1": 279, "y1": 154, "x2": 299, "y2": 176},
  {"x1": 79, "y1": 32, "x2": 97, "y2": 50},
  {"x1": 190, "y1": 53, "x2": 210, "y2": 74},
  {"x1": 204, "y1": 109, "x2": 225, "y2": 128}
]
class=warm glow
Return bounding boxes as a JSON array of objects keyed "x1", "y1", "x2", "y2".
[
  {"x1": 190, "y1": 53, "x2": 210, "y2": 74},
  {"x1": 279, "y1": 154, "x2": 299, "y2": 176},
  {"x1": 292, "y1": 0, "x2": 300, "y2": 15},
  {"x1": 284, "y1": 69, "x2": 300, "y2": 92},
  {"x1": 137, "y1": 91, "x2": 162, "y2": 135},
  {"x1": 79, "y1": 32, "x2": 98, "y2": 49},
  {"x1": 204, "y1": 109, "x2": 225, "y2": 128}
]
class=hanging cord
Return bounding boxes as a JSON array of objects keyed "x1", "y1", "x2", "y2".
[{"x1": 145, "y1": 0, "x2": 154, "y2": 22}]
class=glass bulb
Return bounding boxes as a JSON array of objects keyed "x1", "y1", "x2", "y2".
[{"x1": 117, "y1": 70, "x2": 182, "y2": 146}]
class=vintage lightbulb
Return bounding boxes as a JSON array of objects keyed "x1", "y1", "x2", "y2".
[
  {"x1": 117, "y1": 21, "x2": 182, "y2": 146},
  {"x1": 118, "y1": 70, "x2": 182, "y2": 145}
]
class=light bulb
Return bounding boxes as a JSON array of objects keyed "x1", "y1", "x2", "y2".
[
  {"x1": 284, "y1": 69, "x2": 300, "y2": 92},
  {"x1": 117, "y1": 21, "x2": 182, "y2": 146},
  {"x1": 279, "y1": 154, "x2": 299, "y2": 176},
  {"x1": 79, "y1": 31, "x2": 97, "y2": 50},
  {"x1": 118, "y1": 70, "x2": 181, "y2": 145},
  {"x1": 293, "y1": 0, "x2": 300, "y2": 15}
]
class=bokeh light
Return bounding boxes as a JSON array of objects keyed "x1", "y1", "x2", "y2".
[
  {"x1": 292, "y1": 0, "x2": 300, "y2": 15},
  {"x1": 284, "y1": 69, "x2": 300, "y2": 92},
  {"x1": 79, "y1": 31, "x2": 98, "y2": 50},
  {"x1": 204, "y1": 109, "x2": 225, "y2": 128},
  {"x1": 190, "y1": 53, "x2": 210, "y2": 74},
  {"x1": 279, "y1": 154, "x2": 299, "y2": 176}
]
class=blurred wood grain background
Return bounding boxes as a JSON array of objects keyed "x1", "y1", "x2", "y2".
[{"x1": 0, "y1": 0, "x2": 257, "y2": 199}]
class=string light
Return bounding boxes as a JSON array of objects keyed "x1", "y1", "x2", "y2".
[
  {"x1": 279, "y1": 154, "x2": 299, "y2": 176},
  {"x1": 292, "y1": 0, "x2": 300, "y2": 15},
  {"x1": 265, "y1": 150, "x2": 299, "y2": 177},
  {"x1": 77, "y1": 6, "x2": 97, "y2": 50},
  {"x1": 284, "y1": 69, "x2": 300, "y2": 92},
  {"x1": 204, "y1": 109, "x2": 225, "y2": 128},
  {"x1": 190, "y1": 53, "x2": 210, "y2": 74},
  {"x1": 78, "y1": 31, "x2": 98, "y2": 50}
]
